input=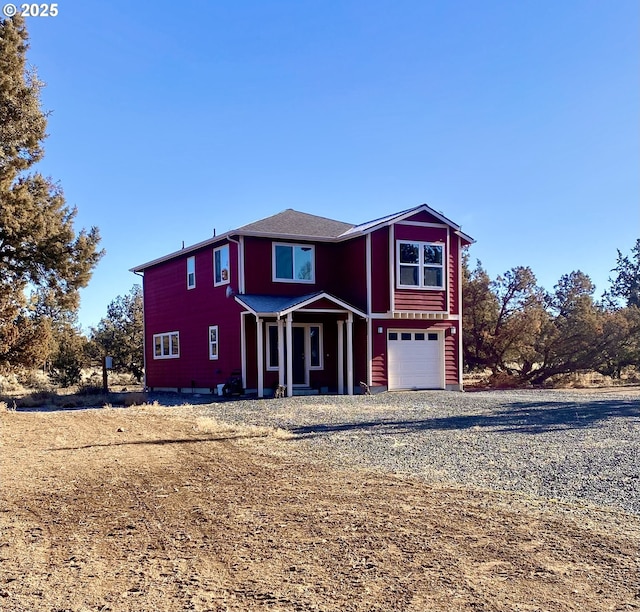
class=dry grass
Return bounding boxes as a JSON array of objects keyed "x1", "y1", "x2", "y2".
[
  {"x1": 463, "y1": 368, "x2": 640, "y2": 390},
  {"x1": 194, "y1": 415, "x2": 294, "y2": 441}
]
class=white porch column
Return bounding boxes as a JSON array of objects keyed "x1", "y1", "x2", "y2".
[
  {"x1": 346, "y1": 312, "x2": 354, "y2": 395},
  {"x1": 337, "y1": 320, "x2": 344, "y2": 395},
  {"x1": 256, "y1": 317, "x2": 264, "y2": 398},
  {"x1": 240, "y1": 312, "x2": 247, "y2": 390},
  {"x1": 277, "y1": 318, "x2": 285, "y2": 388},
  {"x1": 286, "y1": 313, "x2": 293, "y2": 398}
]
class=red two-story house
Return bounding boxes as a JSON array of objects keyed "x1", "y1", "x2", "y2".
[{"x1": 131, "y1": 204, "x2": 473, "y2": 396}]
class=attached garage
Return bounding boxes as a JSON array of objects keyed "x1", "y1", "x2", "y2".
[{"x1": 387, "y1": 330, "x2": 444, "y2": 390}]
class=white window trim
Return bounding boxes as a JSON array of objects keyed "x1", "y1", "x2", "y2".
[
  {"x1": 265, "y1": 323, "x2": 323, "y2": 370},
  {"x1": 208, "y1": 325, "x2": 219, "y2": 360},
  {"x1": 187, "y1": 256, "x2": 196, "y2": 290},
  {"x1": 153, "y1": 331, "x2": 180, "y2": 359},
  {"x1": 396, "y1": 240, "x2": 445, "y2": 290},
  {"x1": 272, "y1": 242, "x2": 316, "y2": 284},
  {"x1": 213, "y1": 244, "x2": 230, "y2": 287}
]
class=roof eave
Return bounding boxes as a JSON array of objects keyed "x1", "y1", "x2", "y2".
[
  {"x1": 454, "y1": 230, "x2": 475, "y2": 245},
  {"x1": 130, "y1": 230, "x2": 236, "y2": 273},
  {"x1": 337, "y1": 203, "x2": 467, "y2": 239}
]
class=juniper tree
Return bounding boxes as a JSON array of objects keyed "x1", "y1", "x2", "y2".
[
  {"x1": 91, "y1": 286, "x2": 144, "y2": 382},
  {"x1": 0, "y1": 15, "x2": 103, "y2": 368}
]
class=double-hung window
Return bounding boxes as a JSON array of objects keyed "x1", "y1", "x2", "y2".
[
  {"x1": 397, "y1": 241, "x2": 445, "y2": 289},
  {"x1": 214, "y1": 244, "x2": 230, "y2": 286},
  {"x1": 153, "y1": 332, "x2": 180, "y2": 359},
  {"x1": 273, "y1": 243, "x2": 315, "y2": 283},
  {"x1": 187, "y1": 256, "x2": 196, "y2": 289},
  {"x1": 208, "y1": 325, "x2": 219, "y2": 360}
]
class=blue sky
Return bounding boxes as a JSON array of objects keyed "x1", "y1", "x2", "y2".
[{"x1": 21, "y1": 0, "x2": 639, "y2": 330}]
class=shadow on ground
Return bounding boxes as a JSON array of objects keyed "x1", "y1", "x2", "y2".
[{"x1": 286, "y1": 399, "x2": 640, "y2": 438}]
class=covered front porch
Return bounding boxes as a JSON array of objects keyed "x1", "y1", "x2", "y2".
[{"x1": 235, "y1": 292, "x2": 367, "y2": 397}]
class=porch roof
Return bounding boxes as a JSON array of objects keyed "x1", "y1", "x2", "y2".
[{"x1": 235, "y1": 291, "x2": 366, "y2": 318}]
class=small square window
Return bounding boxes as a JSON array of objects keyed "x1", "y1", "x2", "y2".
[
  {"x1": 401, "y1": 333, "x2": 412, "y2": 341},
  {"x1": 389, "y1": 332, "x2": 398, "y2": 340},
  {"x1": 428, "y1": 333, "x2": 438, "y2": 341},
  {"x1": 415, "y1": 333, "x2": 425, "y2": 340}
]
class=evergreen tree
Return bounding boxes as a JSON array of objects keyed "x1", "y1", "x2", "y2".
[
  {"x1": 91, "y1": 285, "x2": 144, "y2": 382},
  {"x1": 0, "y1": 15, "x2": 103, "y2": 368},
  {"x1": 605, "y1": 239, "x2": 640, "y2": 309},
  {"x1": 462, "y1": 257, "x2": 499, "y2": 371}
]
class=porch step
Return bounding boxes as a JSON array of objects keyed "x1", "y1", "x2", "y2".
[{"x1": 292, "y1": 387, "x2": 320, "y2": 396}]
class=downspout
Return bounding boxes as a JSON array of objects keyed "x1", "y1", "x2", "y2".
[
  {"x1": 229, "y1": 236, "x2": 247, "y2": 390},
  {"x1": 457, "y1": 235, "x2": 464, "y2": 391},
  {"x1": 133, "y1": 270, "x2": 147, "y2": 390},
  {"x1": 227, "y1": 235, "x2": 245, "y2": 294},
  {"x1": 256, "y1": 317, "x2": 264, "y2": 398},
  {"x1": 366, "y1": 234, "x2": 372, "y2": 387},
  {"x1": 240, "y1": 311, "x2": 248, "y2": 391},
  {"x1": 389, "y1": 224, "x2": 395, "y2": 313},
  {"x1": 446, "y1": 227, "x2": 451, "y2": 316}
]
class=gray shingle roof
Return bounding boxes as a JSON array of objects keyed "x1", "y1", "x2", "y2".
[
  {"x1": 237, "y1": 209, "x2": 354, "y2": 239},
  {"x1": 235, "y1": 291, "x2": 367, "y2": 317},
  {"x1": 131, "y1": 204, "x2": 473, "y2": 273},
  {"x1": 234, "y1": 293, "x2": 322, "y2": 315}
]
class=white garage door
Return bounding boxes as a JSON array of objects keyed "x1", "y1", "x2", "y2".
[{"x1": 387, "y1": 331, "x2": 444, "y2": 390}]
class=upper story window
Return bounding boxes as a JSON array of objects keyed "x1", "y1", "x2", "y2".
[
  {"x1": 187, "y1": 256, "x2": 196, "y2": 289},
  {"x1": 214, "y1": 244, "x2": 230, "y2": 286},
  {"x1": 153, "y1": 331, "x2": 180, "y2": 359},
  {"x1": 397, "y1": 241, "x2": 445, "y2": 289},
  {"x1": 273, "y1": 243, "x2": 315, "y2": 283}
]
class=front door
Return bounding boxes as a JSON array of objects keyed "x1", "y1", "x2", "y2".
[{"x1": 292, "y1": 326, "x2": 306, "y2": 385}]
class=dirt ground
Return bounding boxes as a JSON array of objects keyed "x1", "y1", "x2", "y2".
[{"x1": 1, "y1": 404, "x2": 638, "y2": 612}]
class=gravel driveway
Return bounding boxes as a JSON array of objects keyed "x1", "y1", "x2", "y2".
[{"x1": 167, "y1": 389, "x2": 640, "y2": 515}]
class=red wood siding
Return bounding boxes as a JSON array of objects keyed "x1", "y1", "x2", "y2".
[
  {"x1": 370, "y1": 228, "x2": 390, "y2": 314},
  {"x1": 444, "y1": 331, "x2": 458, "y2": 386},
  {"x1": 394, "y1": 289, "x2": 447, "y2": 312},
  {"x1": 143, "y1": 239, "x2": 243, "y2": 390},
  {"x1": 401, "y1": 210, "x2": 449, "y2": 225},
  {"x1": 449, "y1": 236, "x2": 460, "y2": 315},
  {"x1": 394, "y1": 224, "x2": 448, "y2": 243},
  {"x1": 371, "y1": 329, "x2": 388, "y2": 387},
  {"x1": 332, "y1": 238, "x2": 367, "y2": 312}
]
